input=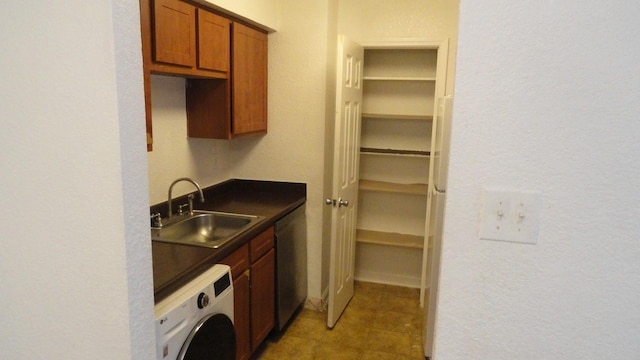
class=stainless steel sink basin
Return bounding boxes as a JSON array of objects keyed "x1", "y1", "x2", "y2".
[{"x1": 151, "y1": 210, "x2": 264, "y2": 248}]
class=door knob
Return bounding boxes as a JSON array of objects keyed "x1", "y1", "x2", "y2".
[{"x1": 326, "y1": 198, "x2": 349, "y2": 207}]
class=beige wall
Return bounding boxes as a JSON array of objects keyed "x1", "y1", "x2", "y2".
[
  {"x1": 0, "y1": 0, "x2": 154, "y2": 358},
  {"x1": 147, "y1": 76, "x2": 234, "y2": 204},
  {"x1": 230, "y1": 0, "x2": 334, "y2": 301},
  {"x1": 200, "y1": 0, "x2": 279, "y2": 31}
]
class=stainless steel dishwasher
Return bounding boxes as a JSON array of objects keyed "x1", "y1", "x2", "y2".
[{"x1": 274, "y1": 203, "x2": 307, "y2": 331}]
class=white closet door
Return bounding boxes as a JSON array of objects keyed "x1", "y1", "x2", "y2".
[{"x1": 327, "y1": 34, "x2": 363, "y2": 329}]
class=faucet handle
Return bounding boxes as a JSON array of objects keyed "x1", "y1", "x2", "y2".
[
  {"x1": 177, "y1": 203, "x2": 189, "y2": 216},
  {"x1": 187, "y1": 194, "x2": 195, "y2": 215},
  {"x1": 150, "y1": 212, "x2": 163, "y2": 228}
]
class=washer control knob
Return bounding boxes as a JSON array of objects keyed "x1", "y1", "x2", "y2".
[{"x1": 197, "y1": 293, "x2": 209, "y2": 309}]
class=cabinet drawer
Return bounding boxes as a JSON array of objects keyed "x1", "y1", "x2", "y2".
[
  {"x1": 220, "y1": 243, "x2": 249, "y2": 280},
  {"x1": 250, "y1": 227, "x2": 274, "y2": 262}
]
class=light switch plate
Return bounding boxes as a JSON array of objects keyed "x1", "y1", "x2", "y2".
[{"x1": 480, "y1": 189, "x2": 541, "y2": 244}]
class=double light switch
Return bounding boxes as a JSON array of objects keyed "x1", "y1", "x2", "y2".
[{"x1": 480, "y1": 189, "x2": 542, "y2": 244}]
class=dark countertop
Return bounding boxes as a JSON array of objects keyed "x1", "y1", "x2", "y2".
[{"x1": 151, "y1": 179, "x2": 306, "y2": 303}]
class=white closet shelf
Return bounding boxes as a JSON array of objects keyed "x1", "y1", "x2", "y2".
[
  {"x1": 362, "y1": 113, "x2": 433, "y2": 121},
  {"x1": 363, "y1": 76, "x2": 436, "y2": 82},
  {"x1": 360, "y1": 179, "x2": 427, "y2": 195},
  {"x1": 356, "y1": 229, "x2": 430, "y2": 249},
  {"x1": 360, "y1": 147, "x2": 430, "y2": 158}
]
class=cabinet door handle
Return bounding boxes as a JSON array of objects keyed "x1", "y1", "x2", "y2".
[{"x1": 338, "y1": 198, "x2": 349, "y2": 207}]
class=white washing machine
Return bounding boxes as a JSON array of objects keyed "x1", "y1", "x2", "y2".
[{"x1": 155, "y1": 264, "x2": 236, "y2": 360}]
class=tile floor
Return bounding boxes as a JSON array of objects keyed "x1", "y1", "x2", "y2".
[{"x1": 255, "y1": 281, "x2": 425, "y2": 360}]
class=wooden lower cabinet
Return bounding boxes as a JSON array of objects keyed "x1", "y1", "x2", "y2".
[
  {"x1": 250, "y1": 248, "x2": 275, "y2": 350},
  {"x1": 233, "y1": 271, "x2": 251, "y2": 360},
  {"x1": 220, "y1": 227, "x2": 275, "y2": 360}
]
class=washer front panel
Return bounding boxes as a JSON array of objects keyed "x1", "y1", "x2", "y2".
[
  {"x1": 178, "y1": 313, "x2": 236, "y2": 360},
  {"x1": 155, "y1": 265, "x2": 234, "y2": 360}
]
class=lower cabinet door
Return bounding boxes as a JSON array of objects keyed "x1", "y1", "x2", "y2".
[
  {"x1": 250, "y1": 248, "x2": 275, "y2": 350},
  {"x1": 233, "y1": 271, "x2": 251, "y2": 360}
]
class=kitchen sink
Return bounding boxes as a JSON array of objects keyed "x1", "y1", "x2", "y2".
[{"x1": 151, "y1": 210, "x2": 264, "y2": 248}]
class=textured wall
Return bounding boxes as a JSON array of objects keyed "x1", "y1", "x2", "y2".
[
  {"x1": 201, "y1": 0, "x2": 279, "y2": 31},
  {"x1": 147, "y1": 76, "x2": 233, "y2": 204},
  {"x1": 436, "y1": 1, "x2": 640, "y2": 358},
  {"x1": 0, "y1": 0, "x2": 154, "y2": 358},
  {"x1": 229, "y1": 0, "x2": 332, "y2": 300},
  {"x1": 112, "y1": 0, "x2": 157, "y2": 358}
]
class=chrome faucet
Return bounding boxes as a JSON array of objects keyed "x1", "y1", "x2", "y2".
[{"x1": 167, "y1": 177, "x2": 205, "y2": 218}]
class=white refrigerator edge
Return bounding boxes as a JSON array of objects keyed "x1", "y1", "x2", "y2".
[{"x1": 423, "y1": 95, "x2": 453, "y2": 359}]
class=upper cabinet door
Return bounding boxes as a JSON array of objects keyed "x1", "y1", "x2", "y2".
[
  {"x1": 197, "y1": 10, "x2": 230, "y2": 73},
  {"x1": 232, "y1": 23, "x2": 268, "y2": 135},
  {"x1": 153, "y1": 0, "x2": 196, "y2": 67}
]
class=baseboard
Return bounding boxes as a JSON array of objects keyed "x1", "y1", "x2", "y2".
[
  {"x1": 355, "y1": 270, "x2": 421, "y2": 288},
  {"x1": 304, "y1": 287, "x2": 328, "y2": 312}
]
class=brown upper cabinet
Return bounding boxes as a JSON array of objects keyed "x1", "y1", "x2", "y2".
[
  {"x1": 198, "y1": 10, "x2": 231, "y2": 73},
  {"x1": 231, "y1": 23, "x2": 268, "y2": 136},
  {"x1": 186, "y1": 23, "x2": 268, "y2": 139},
  {"x1": 140, "y1": 0, "x2": 267, "y2": 149},
  {"x1": 152, "y1": 0, "x2": 196, "y2": 68},
  {"x1": 151, "y1": 0, "x2": 230, "y2": 78}
]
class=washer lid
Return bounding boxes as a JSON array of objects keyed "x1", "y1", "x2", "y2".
[{"x1": 178, "y1": 313, "x2": 236, "y2": 360}]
